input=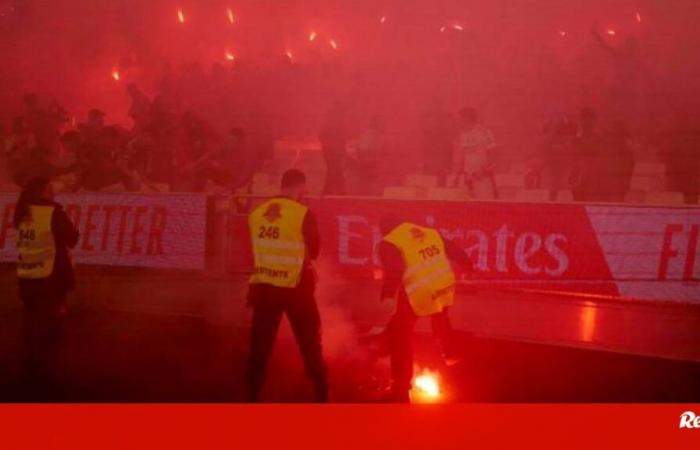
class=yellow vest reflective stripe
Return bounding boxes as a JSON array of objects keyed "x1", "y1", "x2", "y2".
[
  {"x1": 249, "y1": 197, "x2": 308, "y2": 288},
  {"x1": 17, "y1": 205, "x2": 56, "y2": 279},
  {"x1": 383, "y1": 223, "x2": 456, "y2": 316}
]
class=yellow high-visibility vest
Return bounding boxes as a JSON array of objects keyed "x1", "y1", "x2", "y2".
[
  {"x1": 17, "y1": 205, "x2": 56, "y2": 279},
  {"x1": 248, "y1": 197, "x2": 308, "y2": 288},
  {"x1": 383, "y1": 222, "x2": 456, "y2": 316}
]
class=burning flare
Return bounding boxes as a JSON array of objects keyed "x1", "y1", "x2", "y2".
[
  {"x1": 225, "y1": 51, "x2": 235, "y2": 61},
  {"x1": 410, "y1": 369, "x2": 442, "y2": 403},
  {"x1": 111, "y1": 69, "x2": 121, "y2": 81},
  {"x1": 329, "y1": 39, "x2": 338, "y2": 50},
  {"x1": 606, "y1": 28, "x2": 617, "y2": 36},
  {"x1": 227, "y1": 8, "x2": 235, "y2": 24},
  {"x1": 308, "y1": 31, "x2": 317, "y2": 42},
  {"x1": 177, "y1": 8, "x2": 185, "y2": 24}
]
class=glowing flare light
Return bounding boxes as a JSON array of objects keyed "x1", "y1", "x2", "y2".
[
  {"x1": 111, "y1": 69, "x2": 121, "y2": 81},
  {"x1": 380, "y1": 16, "x2": 387, "y2": 24},
  {"x1": 227, "y1": 8, "x2": 235, "y2": 24},
  {"x1": 225, "y1": 51, "x2": 235, "y2": 61},
  {"x1": 606, "y1": 29, "x2": 616, "y2": 36},
  {"x1": 410, "y1": 369, "x2": 442, "y2": 403},
  {"x1": 636, "y1": 12, "x2": 642, "y2": 23},
  {"x1": 308, "y1": 31, "x2": 317, "y2": 42},
  {"x1": 177, "y1": 8, "x2": 185, "y2": 24},
  {"x1": 329, "y1": 39, "x2": 338, "y2": 50}
]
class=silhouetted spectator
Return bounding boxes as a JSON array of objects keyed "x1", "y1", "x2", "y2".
[
  {"x1": 421, "y1": 99, "x2": 455, "y2": 186},
  {"x1": 659, "y1": 110, "x2": 700, "y2": 204},
  {"x1": 319, "y1": 103, "x2": 347, "y2": 195}
]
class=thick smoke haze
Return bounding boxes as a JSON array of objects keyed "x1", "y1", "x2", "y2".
[{"x1": 3, "y1": 0, "x2": 700, "y2": 152}]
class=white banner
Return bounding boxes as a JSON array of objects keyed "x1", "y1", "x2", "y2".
[{"x1": 0, "y1": 192, "x2": 207, "y2": 270}]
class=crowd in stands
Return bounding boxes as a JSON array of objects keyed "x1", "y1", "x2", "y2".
[{"x1": 1, "y1": 69, "x2": 699, "y2": 205}]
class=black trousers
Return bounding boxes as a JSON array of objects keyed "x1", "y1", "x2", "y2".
[
  {"x1": 18, "y1": 279, "x2": 66, "y2": 396},
  {"x1": 246, "y1": 280, "x2": 328, "y2": 402},
  {"x1": 386, "y1": 297, "x2": 453, "y2": 392}
]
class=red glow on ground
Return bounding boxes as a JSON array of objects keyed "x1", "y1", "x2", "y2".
[
  {"x1": 606, "y1": 28, "x2": 616, "y2": 36},
  {"x1": 559, "y1": 30, "x2": 568, "y2": 37},
  {"x1": 636, "y1": 12, "x2": 642, "y2": 23},
  {"x1": 285, "y1": 50, "x2": 294, "y2": 62},
  {"x1": 452, "y1": 24, "x2": 464, "y2": 31},
  {"x1": 380, "y1": 16, "x2": 387, "y2": 24}
]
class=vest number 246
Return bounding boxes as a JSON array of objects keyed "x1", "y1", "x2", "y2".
[
  {"x1": 418, "y1": 245, "x2": 440, "y2": 260},
  {"x1": 258, "y1": 226, "x2": 280, "y2": 240}
]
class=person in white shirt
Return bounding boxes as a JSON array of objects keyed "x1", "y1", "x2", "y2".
[{"x1": 453, "y1": 107, "x2": 497, "y2": 199}]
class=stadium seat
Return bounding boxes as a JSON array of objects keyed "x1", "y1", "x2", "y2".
[
  {"x1": 252, "y1": 173, "x2": 270, "y2": 185},
  {"x1": 251, "y1": 182, "x2": 279, "y2": 196},
  {"x1": 514, "y1": 189, "x2": 550, "y2": 202},
  {"x1": 494, "y1": 173, "x2": 526, "y2": 188},
  {"x1": 633, "y1": 162, "x2": 665, "y2": 177},
  {"x1": 555, "y1": 190, "x2": 574, "y2": 202},
  {"x1": 509, "y1": 161, "x2": 529, "y2": 174},
  {"x1": 629, "y1": 175, "x2": 662, "y2": 192},
  {"x1": 140, "y1": 182, "x2": 169, "y2": 193},
  {"x1": 497, "y1": 186, "x2": 519, "y2": 200},
  {"x1": 426, "y1": 187, "x2": 470, "y2": 201},
  {"x1": 405, "y1": 174, "x2": 438, "y2": 188},
  {"x1": 624, "y1": 190, "x2": 646, "y2": 204},
  {"x1": 383, "y1": 186, "x2": 422, "y2": 200},
  {"x1": 644, "y1": 191, "x2": 686, "y2": 206}
]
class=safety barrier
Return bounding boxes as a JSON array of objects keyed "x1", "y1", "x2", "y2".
[
  {"x1": 228, "y1": 196, "x2": 700, "y2": 305},
  {"x1": 2, "y1": 191, "x2": 699, "y2": 304}
]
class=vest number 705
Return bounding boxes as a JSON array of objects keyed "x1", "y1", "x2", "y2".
[{"x1": 418, "y1": 245, "x2": 441, "y2": 260}]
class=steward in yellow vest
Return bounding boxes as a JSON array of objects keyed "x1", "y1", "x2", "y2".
[
  {"x1": 246, "y1": 169, "x2": 328, "y2": 402},
  {"x1": 13, "y1": 177, "x2": 79, "y2": 392},
  {"x1": 378, "y1": 215, "x2": 472, "y2": 402}
]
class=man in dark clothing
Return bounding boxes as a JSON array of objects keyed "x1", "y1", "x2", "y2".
[
  {"x1": 246, "y1": 169, "x2": 327, "y2": 402},
  {"x1": 378, "y1": 215, "x2": 472, "y2": 402},
  {"x1": 14, "y1": 177, "x2": 79, "y2": 398},
  {"x1": 319, "y1": 104, "x2": 347, "y2": 195},
  {"x1": 421, "y1": 99, "x2": 456, "y2": 186},
  {"x1": 659, "y1": 111, "x2": 700, "y2": 204}
]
